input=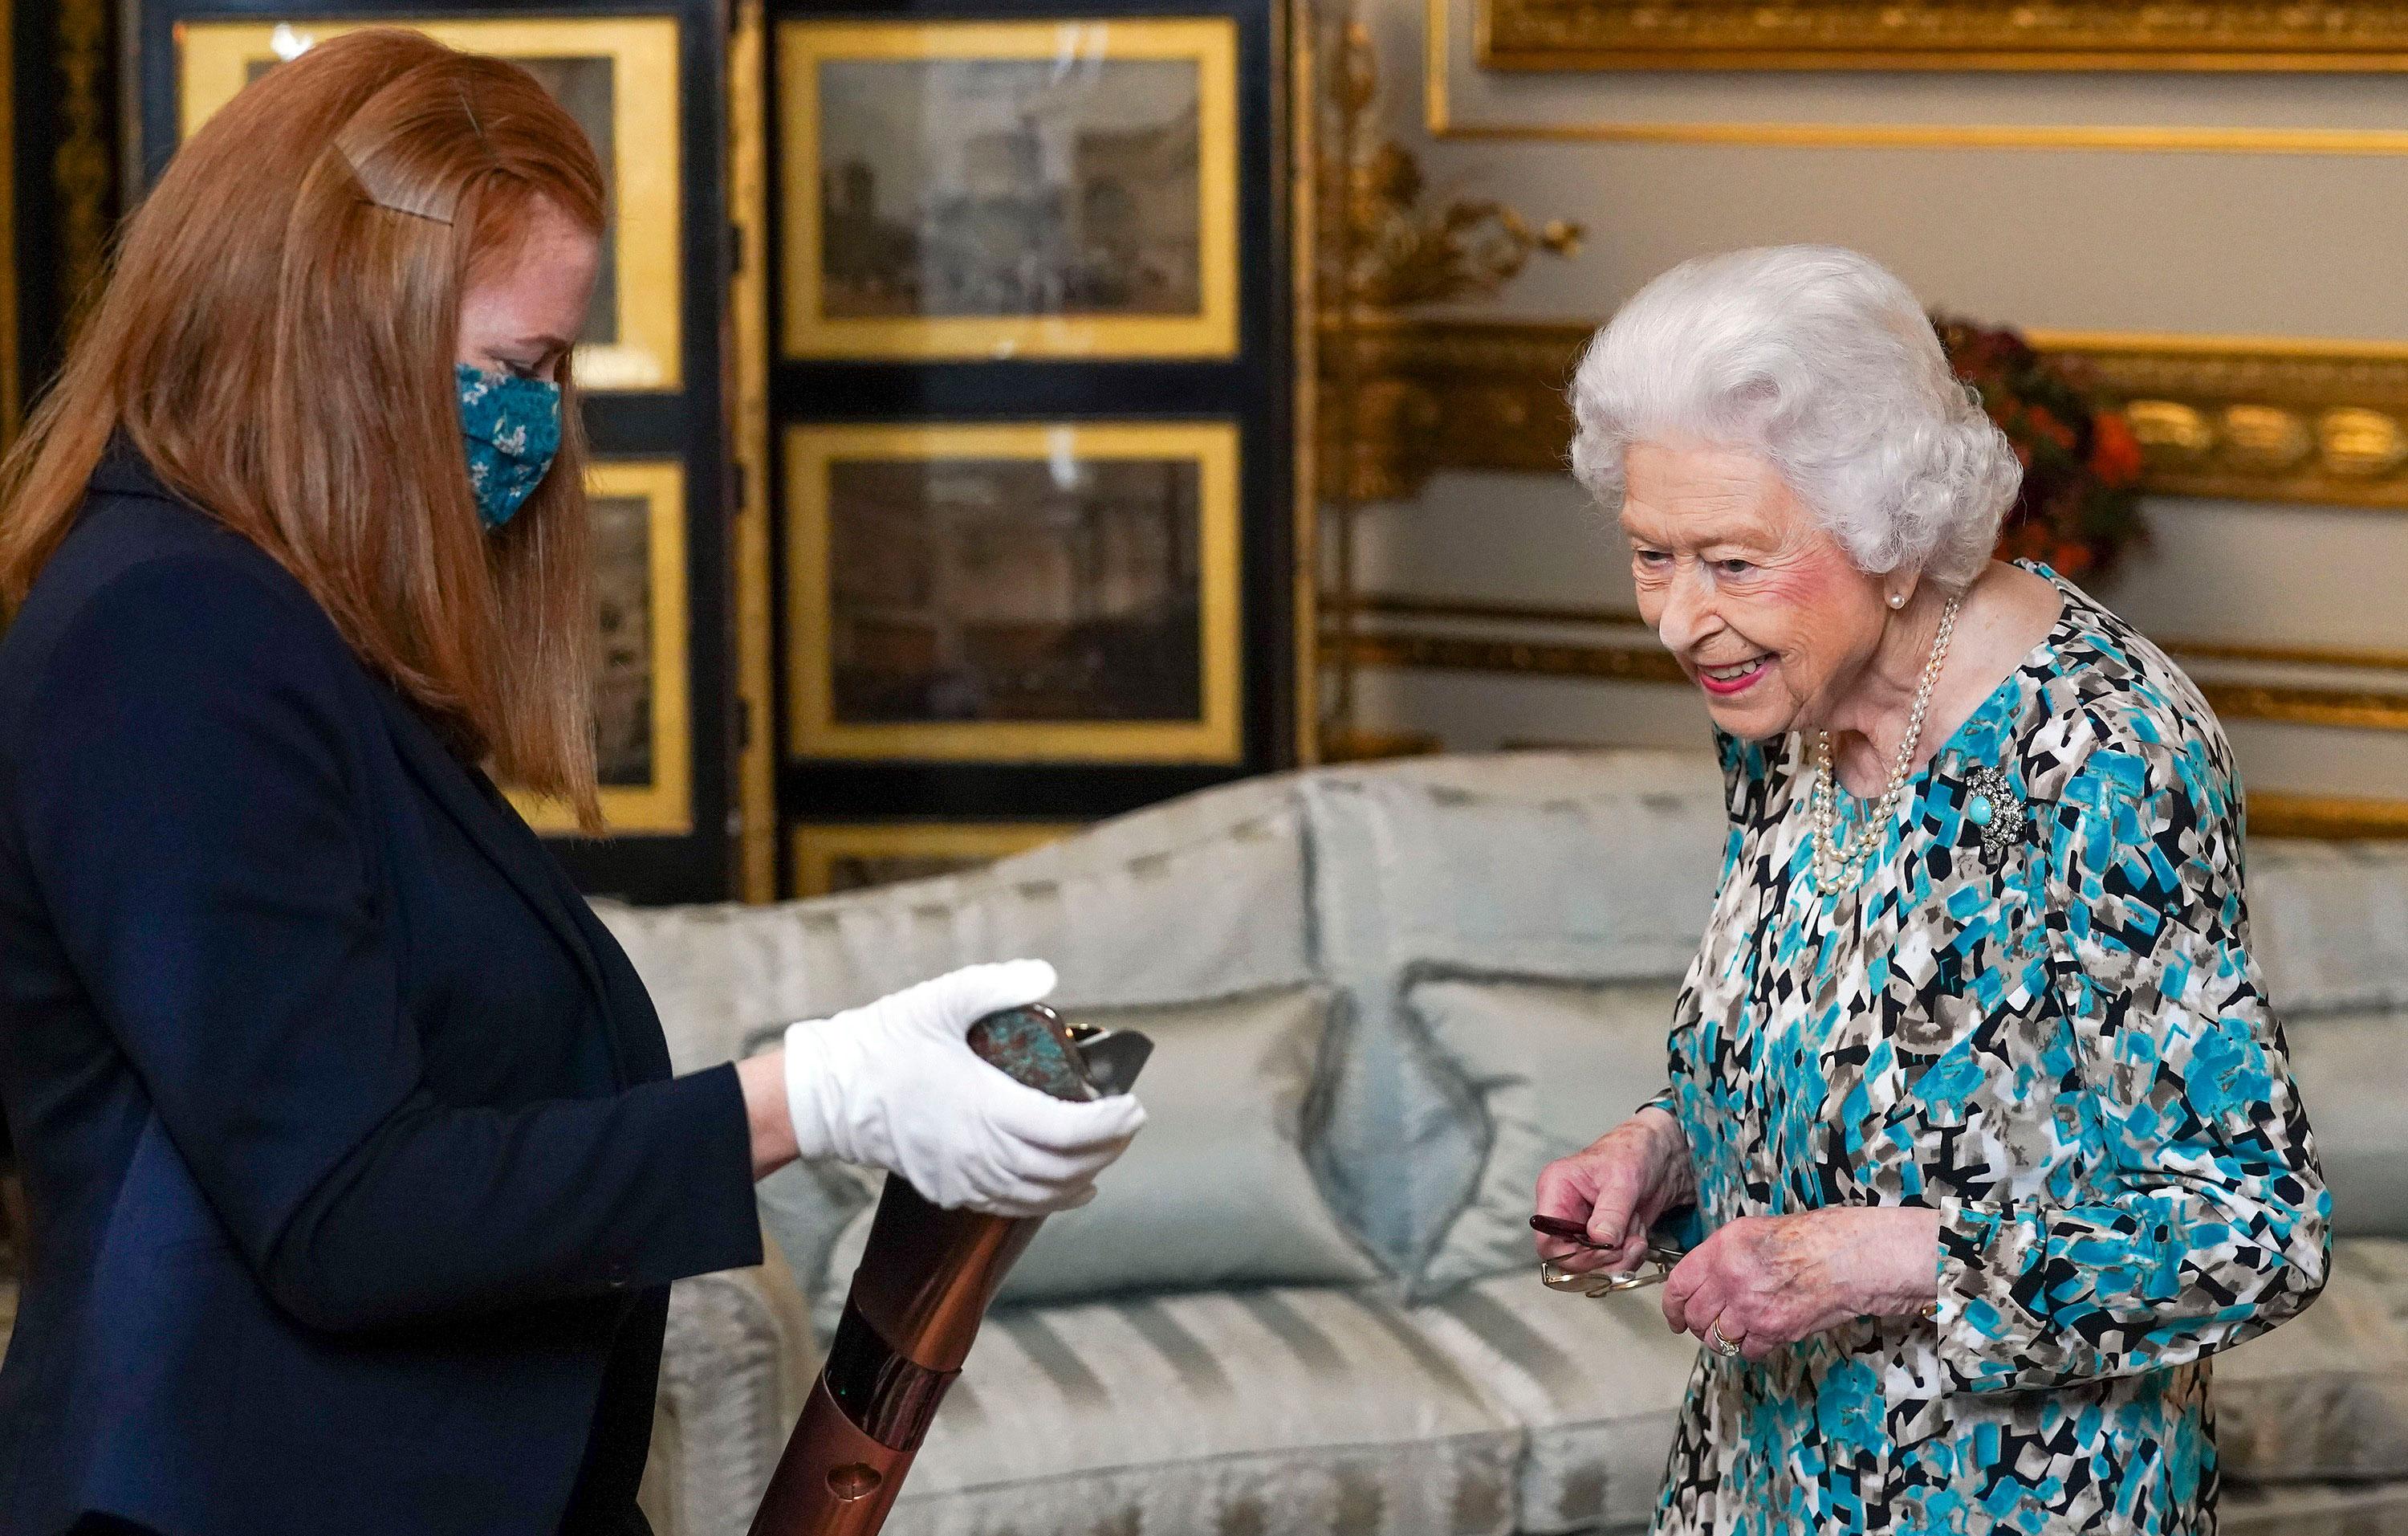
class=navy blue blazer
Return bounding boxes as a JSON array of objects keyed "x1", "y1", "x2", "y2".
[{"x1": 0, "y1": 451, "x2": 763, "y2": 1534}]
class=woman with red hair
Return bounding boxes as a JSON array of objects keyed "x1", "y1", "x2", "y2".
[{"x1": 0, "y1": 32, "x2": 1141, "y2": 1534}]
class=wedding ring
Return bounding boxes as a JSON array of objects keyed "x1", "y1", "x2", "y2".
[{"x1": 1707, "y1": 1319, "x2": 1741, "y2": 1359}]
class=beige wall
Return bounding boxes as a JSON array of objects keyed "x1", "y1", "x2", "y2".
[{"x1": 1341, "y1": 0, "x2": 2408, "y2": 821}]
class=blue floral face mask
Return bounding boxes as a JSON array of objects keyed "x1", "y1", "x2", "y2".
[{"x1": 456, "y1": 364, "x2": 563, "y2": 531}]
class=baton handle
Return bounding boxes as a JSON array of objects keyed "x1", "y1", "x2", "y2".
[{"x1": 748, "y1": 1006, "x2": 1145, "y2": 1536}]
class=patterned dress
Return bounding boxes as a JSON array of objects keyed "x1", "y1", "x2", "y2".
[{"x1": 1650, "y1": 566, "x2": 2329, "y2": 1535}]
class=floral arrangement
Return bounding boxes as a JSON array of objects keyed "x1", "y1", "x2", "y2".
[{"x1": 1933, "y1": 316, "x2": 2148, "y2": 581}]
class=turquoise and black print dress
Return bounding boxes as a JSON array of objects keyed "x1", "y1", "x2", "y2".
[{"x1": 1650, "y1": 566, "x2": 2329, "y2": 1535}]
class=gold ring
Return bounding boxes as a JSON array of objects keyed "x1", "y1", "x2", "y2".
[{"x1": 1707, "y1": 1319, "x2": 1741, "y2": 1359}]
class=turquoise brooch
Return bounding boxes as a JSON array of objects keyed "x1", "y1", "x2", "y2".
[{"x1": 1963, "y1": 764, "x2": 2027, "y2": 867}]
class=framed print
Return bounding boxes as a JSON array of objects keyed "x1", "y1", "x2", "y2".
[
  {"x1": 787, "y1": 421, "x2": 1243, "y2": 763},
  {"x1": 176, "y1": 16, "x2": 682, "y2": 390},
  {"x1": 513, "y1": 459, "x2": 692, "y2": 836},
  {"x1": 777, "y1": 17, "x2": 1239, "y2": 361},
  {"x1": 791, "y1": 821, "x2": 1077, "y2": 898}
]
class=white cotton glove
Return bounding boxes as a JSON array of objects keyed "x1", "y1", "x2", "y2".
[{"x1": 782, "y1": 959, "x2": 1147, "y2": 1218}]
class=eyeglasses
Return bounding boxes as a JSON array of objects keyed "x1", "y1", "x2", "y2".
[{"x1": 1529, "y1": 1212, "x2": 1688, "y2": 1297}]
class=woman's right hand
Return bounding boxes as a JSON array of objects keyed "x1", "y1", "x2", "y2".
[
  {"x1": 1534, "y1": 1106, "x2": 1694, "y2": 1275},
  {"x1": 778, "y1": 960, "x2": 1146, "y2": 1218}
]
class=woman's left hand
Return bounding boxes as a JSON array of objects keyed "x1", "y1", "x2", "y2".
[{"x1": 1661, "y1": 1206, "x2": 1940, "y2": 1362}]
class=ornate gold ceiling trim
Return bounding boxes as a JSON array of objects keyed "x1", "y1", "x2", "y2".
[
  {"x1": 1477, "y1": 0, "x2": 2408, "y2": 75},
  {"x1": 1321, "y1": 315, "x2": 2408, "y2": 509}
]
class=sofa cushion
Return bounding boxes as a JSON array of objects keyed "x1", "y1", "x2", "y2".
[
  {"x1": 1409, "y1": 1274, "x2": 1694, "y2": 1535},
  {"x1": 1304, "y1": 755, "x2": 1723, "y2": 988},
  {"x1": 2215, "y1": 1240, "x2": 2408, "y2": 1485},
  {"x1": 811, "y1": 988, "x2": 1385, "y2": 1322},
  {"x1": 590, "y1": 774, "x2": 1313, "y2": 1078},
  {"x1": 2247, "y1": 841, "x2": 2408, "y2": 1019},
  {"x1": 1300, "y1": 753, "x2": 1725, "y2": 1281},
  {"x1": 885, "y1": 1285, "x2": 1523, "y2": 1536},
  {"x1": 1406, "y1": 976, "x2": 1679, "y2": 1298},
  {"x1": 1000, "y1": 987, "x2": 1382, "y2": 1304},
  {"x1": 2276, "y1": 1011, "x2": 2408, "y2": 1239}
]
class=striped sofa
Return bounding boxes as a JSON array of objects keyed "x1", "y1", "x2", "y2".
[{"x1": 600, "y1": 751, "x2": 2408, "y2": 1536}]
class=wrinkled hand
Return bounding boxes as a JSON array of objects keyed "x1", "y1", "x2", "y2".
[
  {"x1": 1533, "y1": 1107, "x2": 1695, "y2": 1277},
  {"x1": 783, "y1": 960, "x2": 1146, "y2": 1218},
  {"x1": 1661, "y1": 1207, "x2": 1940, "y2": 1361}
]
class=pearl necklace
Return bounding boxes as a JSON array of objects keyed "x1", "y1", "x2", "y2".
[{"x1": 1810, "y1": 593, "x2": 1964, "y2": 892}]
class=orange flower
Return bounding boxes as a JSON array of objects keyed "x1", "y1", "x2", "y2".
[
  {"x1": 2054, "y1": 540, "x2": 2092, "y2": 574},
  {"x1": 2089, "y1": 413, "x2": 2144, "y2": 486}
]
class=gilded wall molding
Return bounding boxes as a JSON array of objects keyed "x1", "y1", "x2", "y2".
[
  {"x1": 2249, "y1": 793, "x2": 2408, "y2": 838},
  {"x1": 2026, "y1": 335, "x2": 2408, "y2": 508},
  {"x1": 1322, "y1": 316, "x2": 2408, "y2": 509},
  {"x1": 1340, "y1": 627, "x2": 1687, "y2": 685},
  {"x1": 1317, "y1": 316, "x2": 1575, "y2": 500},
  {"x1": 1334, "y1": 593, "x2": 2408, "y2": 834},
  {"x1": 1477, "y1": 0, "x2": 2408, "y2": 74},
  {"x1": 1334, "y1": 590, "x2": 2408, "y2": 731}
]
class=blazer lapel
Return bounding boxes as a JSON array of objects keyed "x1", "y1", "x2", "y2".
[{"x1": 368, "y1": 686, "x2": 633, "y2": 1086}]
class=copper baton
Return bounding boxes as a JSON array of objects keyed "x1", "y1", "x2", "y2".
[{"x1": 748, "y1": 1005, "x2": 1149, "y2": 1536}]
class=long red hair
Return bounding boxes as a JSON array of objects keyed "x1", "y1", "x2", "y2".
[{"x1": 0, "y1": 29, "x2": 608, "y2": 825}]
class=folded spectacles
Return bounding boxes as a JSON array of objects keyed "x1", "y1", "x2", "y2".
[{"x1": 1529, "y1": 1212, "x2": 1690, "y2": 1297}]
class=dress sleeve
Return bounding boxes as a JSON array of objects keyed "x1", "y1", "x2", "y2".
[
  {"x1": 1934, "y1": 739, "x2": 2329, "y2": 1394},
  {"x1": 15, "y1": 556, "x2": 763, "y2": 1333}
]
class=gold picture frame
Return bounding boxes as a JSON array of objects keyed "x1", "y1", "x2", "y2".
[
  {"x1": 787, "y1": 420, "x2": 1243, "y2": 764},
  {"x1": 777, "y1": 17, "x2": 1240, "y2": 361},
  {"x1": 730, "y1": 0, "x2": 779, "y2": 898},
  {"x1": 1474, "y1": 0, "x2": 2408, "y2": 74},
  {"x1": 791, "y1": 821, "x2": 1080, "y2": 898},
  {"x1": 512, "y1": 458, "x2": 692, "y2": 836},
  {"x1": 177, "y1": 16, "x2": 683, "y2": 391}
]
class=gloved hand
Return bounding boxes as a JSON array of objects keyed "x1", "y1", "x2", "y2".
[{"x1": 782, "y1": 959, "x2": 1145, "y2": 1217}]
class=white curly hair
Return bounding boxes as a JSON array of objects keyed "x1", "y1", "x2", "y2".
[{"x1": 1568, "y1": 245, "x2": 2022, "y2": 589}]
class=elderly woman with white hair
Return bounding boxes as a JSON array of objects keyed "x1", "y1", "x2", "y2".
[{"x1": 1533, "y1": 246, "x2": 2327, "y2": 1534}]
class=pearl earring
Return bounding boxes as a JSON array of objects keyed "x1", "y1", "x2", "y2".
[{"x1": 1888, "y1": 593, "x2": 1906, "y2": 609}]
